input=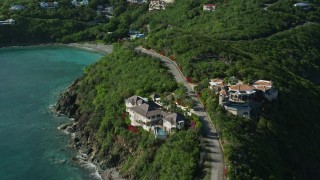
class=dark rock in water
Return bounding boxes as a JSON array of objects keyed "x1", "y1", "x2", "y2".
[{"x1": 55, "y1": 79, "x2": 80, "y2": 117}]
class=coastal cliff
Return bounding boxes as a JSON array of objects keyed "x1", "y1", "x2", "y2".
[
  {"x1": 56, "y1": 79, "x2": 80, "y2": 118},
  {"x1": 54, "y1": 46, "x2": 202, "y2": 179},
  {"x1": 55, "y1": 79, "x2": 128, "y2": 179}
]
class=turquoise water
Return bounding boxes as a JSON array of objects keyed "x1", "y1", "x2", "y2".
[
  {"x1": 156, "y1": 128, "x2": 166, "y2": 136},
  {"x1": 0, "y1": 46, "x2": 103, "y2": 180}
]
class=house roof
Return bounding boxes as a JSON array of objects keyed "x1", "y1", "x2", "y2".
[
  {"x1": 229, "y1": 85, "x2": 255, "y2": 92},
  {"x1": 125, "y1": 95, "x2": 147, "y2": 106},
  {"x1": 210, "y1": 78, "x2": 225, "y2": 87},
  {"x1": 204, "y1": 4, "x2": 216, "y2": 7},
  {"x1": 129, "y1": 103, "x2": 162, "y2": 117},
  {"x1": 163, "y1": 113, "x2": 184, "y2": 124},
  {"x1": 253, "y1": 80, "x2": 273, "y2": 91},
  {"x1": 253, "y1": 80, "x2": 273, "y2": 86},
  {"x1": 254, "y1": 85, "x2": 271, "y2": 91}
]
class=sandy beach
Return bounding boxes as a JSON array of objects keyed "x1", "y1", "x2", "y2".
[
  {"x1": 1, "y1": 42, "x2": 113, "y2": 55},
  {"x1": 65, "y1": 43, "x2": 113, "y2": 55}
]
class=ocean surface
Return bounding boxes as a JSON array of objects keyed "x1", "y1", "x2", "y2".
[{"x1": 0, "y1": 46, "x2": 103, "y2": 180}]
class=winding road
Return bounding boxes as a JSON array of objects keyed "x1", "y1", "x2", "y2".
[{"x1": 135, "y1": 46, "x2": 225, "y2": 180}]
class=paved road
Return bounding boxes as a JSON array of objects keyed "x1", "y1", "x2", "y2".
[{"x1": 135, "y1": 46, "x2": 225, "y2": 180}]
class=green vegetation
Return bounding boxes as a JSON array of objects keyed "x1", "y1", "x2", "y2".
[
  {"x1": 74, "y1": 45, "x2": 202, "y2": 179},
  {"x1": 0, "y1": 0, "x2": 147, "y2": 45},
  {"x1": 2, "y1": 0, "x2": 320, "y2": 179},
  {"x1": 121, "y1": 130, "x2": 201, "y2": 179},
  {"x1": 139, "y1": 0, "x2": 320, "y2": 179}
]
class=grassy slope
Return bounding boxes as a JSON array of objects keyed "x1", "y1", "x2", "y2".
[{"x1": 137, "y1": 0, "x2": 320, "y2": 179}]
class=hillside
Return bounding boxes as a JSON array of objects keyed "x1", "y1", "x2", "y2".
[
  {"x1": 55, "y1": 45, "x2": 204, "y2": 179},
  {"x1": 139, "y1": 0, "x2": 320, "y2": 179},
  {"x1": 1, "y1": 0, "x2": 320, "y2": 179},
  {"x1": 0, "y1": 0, "x2": 147, "y2": 45}
]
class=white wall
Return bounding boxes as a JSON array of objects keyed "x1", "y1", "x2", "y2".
[{"x1": 163, "y1": 0, "x2": 174, "y2": 3}]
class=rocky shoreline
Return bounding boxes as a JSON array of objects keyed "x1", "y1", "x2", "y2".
[
  {"x1": 57, "y1": 120, "x2": 123, "y2": 180},
  {"x1": 53, "y1": 79, "x2": 124, "y2": 179}
]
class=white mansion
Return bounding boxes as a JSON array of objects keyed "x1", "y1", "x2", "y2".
[
  {"x1": 209, "y1": 79, "x2": 278, "y2": 117},
  {"x1": 125, "y1": 95, "x2": 185, "y2": 136}
]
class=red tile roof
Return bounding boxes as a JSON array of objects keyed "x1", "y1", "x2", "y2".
[
  {"x1": 253, "y1": 80, "x2": 273, "y2": 91},
  {"x1": 229, "y1": 85, "x2": 255, "y2": 92},
  {"x1": 210, "y1": 78, "x2": 224, "y2": 83},
  {"x1": 254, "y1": 85, "x2": 271, "y2": 91},
  {"x1": 254, "y1": 80, "x2": 273, "y2": 86}
]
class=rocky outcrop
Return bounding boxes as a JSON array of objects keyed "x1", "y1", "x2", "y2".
[
  {"x1": 54, "y1": 79, "x2": 125, "y2": 180},
  {"x1": 55, "y1": 79, "x2": 80, "y2": 117}
]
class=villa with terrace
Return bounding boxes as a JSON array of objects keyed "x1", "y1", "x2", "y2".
[
  {"x1": 10, "y1": 5, "x2": 25, "y2": 11},
  {"x1": 253, "y1": 80, "x2": 278, "y2": 101},
  {"x1": 125, "y1": 95, "x2": 185, "y2": 139},
  {"x1": 222, "y1": 84, "x2": 256, "y2": 117},
  {"x1": 97, "y1": 5, "x2": 114, "y2": 18},
  {"x1": 71, "y1": 0, "x2": 89, "y2": 6},
  {"x1": 0, "y1": 19, "x2": 15, "y2": 25},
  {"x1": 203, "y1": 4, "x2": 216, "y2": 12},
  {"x1": 39, "y1": 2, "x2": 59, "y2": 9},
  {"x1": 228, "y1": 84, "x2": 256, "y2": 104},
  {"x1": 149, "y1": 0, "x2": 174, "y2": 11},
  {"x1": 212, "y1": 79, "x2": 278, "y2": 117}
]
